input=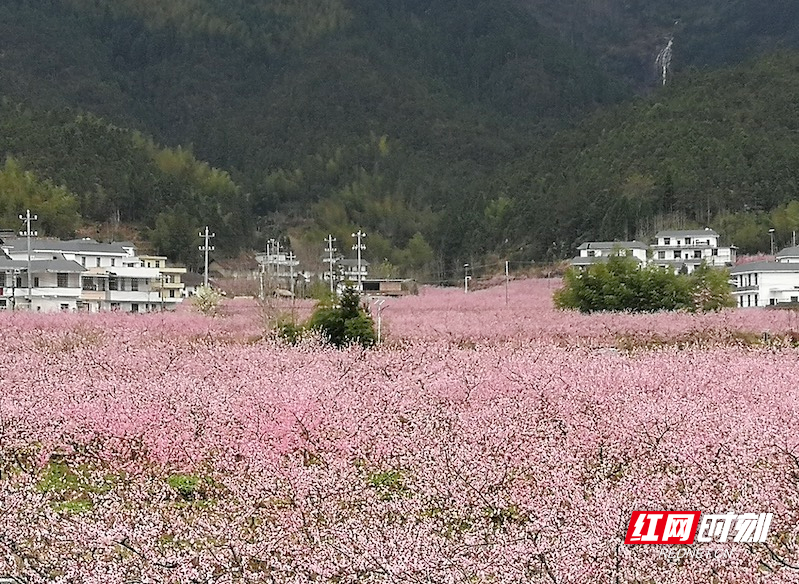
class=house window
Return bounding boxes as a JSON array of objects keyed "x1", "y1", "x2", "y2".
[
  {"x1": 96, "y1": 257, "x2": 101, "y2": 267},
  {"x1": 131, "y1": 278, "x2": 139, "y2": 292},
  {"x1": 754, "y1": 294, "x2": 758, "y2": 306},
  {"x1": 0, "y1": 273, "x2": 5, "y2": 287},
  {"x1": 792, "y1": 296, "x2": 799, "y2": 303},
  {"x1": 673, "y1": 251, "x2": 681, "y2": 260},
  {"x1": 712, "y1": 248, "x2": 718, "y2": 256},
  {"x1": 770, "y1": 298, "x2": 777, "y2": 305},
  {"x1": 111, "y1": 258, "x2": 115, "y2": 267},
  {"x1": 56, "y1": 273, "x2": 68, "y2": 287},
  {"x1": 34, "y1": 277, "x2": 39, "y2": 287},
  {"x1": 685, "y1": 237, "x2": 691, "y2": 245},
  {"x1": 587, "y1": 250, "x2": 595, "y2": 257},
  {"x1": 694, "y1": 250, "x2": 702, "y2": 259},
  {"x1": 16, "y1": 277, "x2": 22, "y2": 288},
  {"x1": 658, "y1": 251, "x2": 666, "y2": 260},
  {"x1": 754, "y1": 274, "x2": 758, "y2": 286},
  {"x1": 169, "y1": 289, "x2": 175, "y2": 298},
  {"x1": 663, "y1": 237, "x2": 671, "y2": 245},
  {"x1": 109, "y1": 277, "x2": 118, "y2": 291},
  {"x1": 81, "y1": 257, "x2": 86, "y2": 267},
  {"x1": 60, "y1": 304, "x2": 69, "y2": 311},
  {"x1": 131, "y1": 303, "x2": 139, "y2": 313}
]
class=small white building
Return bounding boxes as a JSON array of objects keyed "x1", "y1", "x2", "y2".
[
  {"x1": 0, "y1": 256, "x2": 84, "y2": 312},
  {"x1": 338, "y1": 258, "x2": 369, "y2": 282},
  {"x1": 730, "y1": 247, "x2": 799, "y2": 307},
  {"x1": 570, "y1": 241, "x2": 648, "y2": 268},
  {"x1": 776, "y1": 246, "x2": 799, "y2": 263},
  {"x1": 651, "y1": 229, "x2": 736, "y2": 273}
]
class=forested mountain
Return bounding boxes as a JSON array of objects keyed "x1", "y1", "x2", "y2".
[
  {"x1": 499, "y1": 53, "x2": 799, "y2": 259},
  {"x1": 1, "y1": 0, "x2": 799, "y2": 279}
]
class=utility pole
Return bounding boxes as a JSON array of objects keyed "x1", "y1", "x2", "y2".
[
  {"x1": 372, "y1": 298, "x2": 388, "y2": 344},
  {"x1": 19, "y1": 209, "x2": 37, "y2": 307},
  {"x1": 199, "y1": 226, "x2": 215, "y2": 287},
  {"x1": 10, "y1": 268, "x2": 17, "y2": 311},
  {"x1": 287, "y1": 251, "x2": 296, "y2": 297},
  {"x1": 324, "y1": 235, "x2": 337, "y2": 294},
  {"x1": 287, "y1": 250, "x2": 297, "y2": 321},
  {"x1": 464, "y1": 263, "x2": 471, "y2": 293},
  {"x1": 769, "y1": 228, "x2": 776, "y2": 256},
  {"x1": 505, "y1": 260, "x2": 509, "y2": 305},
  {"x1": 352, "y1": 230, "x2": 366, "y2": 291}
]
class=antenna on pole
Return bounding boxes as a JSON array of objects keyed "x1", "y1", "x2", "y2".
[
  {"x1": 19, "y1": 209, "x2": 37, "y2": 307},
  {"x1": 352, "y1": 230, "x2": 366, "y2": 291},
  {"x1": 199, "y1": 226, "x2": 215, "y2": 287},
  {"x1": 324, "y1": 235, "x2": 337, "y2": 294}
]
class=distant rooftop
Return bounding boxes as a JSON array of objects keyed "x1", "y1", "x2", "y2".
[
  {"x1": 577, "y1": 241, "x2": 648, "y2": 250},
  {"x1": 730, "y1": 261, "x2": 799, "y2": 274},
  {"x1": 571, "y1": 255, "x2": 643, "y2": 265},
  {"x1": 776, "y1": 246, "x2": 799, "y2": 258},
  {"x1": 0, "y1": 257, "x2": 85, "y2": 273},
  {"x1": 1, "y1": 238, "x2": 135, "y2": 255},
  {"x1": 655, "y1": 229, "x2": 719, "y2": 238}
]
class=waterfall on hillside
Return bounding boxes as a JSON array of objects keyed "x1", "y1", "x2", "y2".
[{"x1": 655, "y1": 37, "x2": 673, "y2": 86}]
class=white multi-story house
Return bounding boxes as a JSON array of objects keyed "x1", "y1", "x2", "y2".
[
  {"x1": 730, "y1": 246, "x2": 799, "y2": 307},
  {"x1": 0, "y1": 238, "x2": 185, "y2": 312},
  {"x1": 650, "y1": 229, "x2": 736, "y2": 273},
  {"x1": 0, "y1": 255, "x2": 84, "y2": 312},
  {"x1": 570, "y1": 229, "x2": 736, "y2": 274},
  {"x1": 569, "y1": 241, "x2": 649, "y2": 268}
]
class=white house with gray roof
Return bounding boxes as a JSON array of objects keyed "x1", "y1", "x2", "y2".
[
  {"x1": 0, "y1": 238, "x2": 185, "y2": 312},
  {"x1": 651, "y1": 229, "x2": 736, "y2": 273},
  {"x1": 775, "y1": 246, "x2": 799, "y2": 263},
  {"x1": 571, "y1": 229, "x2": 736, "y2": 274},
  {"x1": 0, "y1": 255, "x2": 84, "y2": 312},
  {"x1": 570, "y1": 241, "x2": 648, "y2": 268},
  {"x1": 730, "y1": 249, "x2": 799, "y2": 307}
]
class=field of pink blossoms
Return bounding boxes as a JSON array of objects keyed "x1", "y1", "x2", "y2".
[{"x1": 2, "y1": 278, "x2": 799, "y2": 583}]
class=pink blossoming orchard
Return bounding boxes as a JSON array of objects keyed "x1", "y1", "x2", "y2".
[{"x1": 2, "y1": 279, "x2": 799, "y2": 582}]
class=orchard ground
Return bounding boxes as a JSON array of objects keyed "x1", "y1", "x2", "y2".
[{"x1": 2, "y1": 279, "x2": 799, "y2": 582}]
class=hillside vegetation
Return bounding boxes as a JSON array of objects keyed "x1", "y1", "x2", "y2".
[
  {"x1": 500, "y1": 53, "x2": 799, "y2": 259},
  {"x1": 1, "y1": 1, "x2": 799, "y2": 276}
]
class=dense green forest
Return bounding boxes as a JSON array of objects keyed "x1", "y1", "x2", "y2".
[
  {"x1": 500, "y1": 53, "x2": 799, "y2": 259},
  {"x1": 1, "y1": 0, "x2": 799, "y2": 279}
]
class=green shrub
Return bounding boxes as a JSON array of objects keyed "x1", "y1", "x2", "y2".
[
  {"x1": 554, "y1": 255, "x2": 734, "y2": 313},
  {"x1": 307, "y1": 286, "x2": 376, "y2": 347}
]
